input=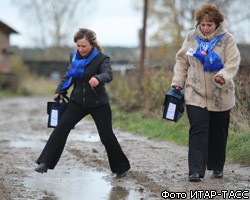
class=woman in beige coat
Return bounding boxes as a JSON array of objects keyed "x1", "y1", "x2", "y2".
[{"x1": 171, "y1": 4, "x2": 240, "y2": 182}]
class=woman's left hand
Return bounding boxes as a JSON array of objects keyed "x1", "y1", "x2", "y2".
[
  {"x1": 89, "y1": 77, "x2": 99, "y2": 88},
  {"x1": 214, "y1": 76, "x2": 225, "y2": 85}
]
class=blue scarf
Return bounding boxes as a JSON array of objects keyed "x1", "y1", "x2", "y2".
[
  {"x1": 193, "y1": 35, "x2": 224, "y2": 72},
  {"x1": 60, "y1": 48, "x2": 99, "y2": 91}
]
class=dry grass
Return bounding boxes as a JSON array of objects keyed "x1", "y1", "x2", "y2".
[
  {"x1": 21, "y1": 75, "x2": 58, "y2": 96},
  {"x1": 109, "y1": 67, "x2": 250, "y2": 164}
]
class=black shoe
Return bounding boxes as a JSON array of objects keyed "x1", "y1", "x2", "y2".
[
  {"x1": 35, "y1": 163, "x2": 48, "y2": 173},
  {"x1": 212, "y1": 170, "x2": 223, "y2": 178},
  {"x1": 189, "y1": 173, "x2": 201, "y2": 182},
  {"x1": 116, "y1": 171, "x2": 127, "y2": 179}
]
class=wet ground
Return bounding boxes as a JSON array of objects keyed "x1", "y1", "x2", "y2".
[{"x1": 0, "y1": 97, "x2": 249, "y2": 200}]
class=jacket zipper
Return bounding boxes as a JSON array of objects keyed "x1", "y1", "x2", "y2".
[
  {"x1": 92, "y1": 87, "x2": 99, "y2": 103},
  {"x1": 204, "y1": 36, "x2": 209, "y2": 108},
  {"x1": 203, "y1": 69, "x2": 208, "y2": 108},
  {"x1": 83, "y1": 87, "x2": 85, "y2": 105}
]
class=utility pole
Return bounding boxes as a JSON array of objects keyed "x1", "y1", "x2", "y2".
[{"x1": 139, "y1": 0, "x2": 148, "y2": 79}]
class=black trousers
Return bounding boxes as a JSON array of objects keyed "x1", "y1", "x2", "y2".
[
  {"x1": 37, "y1": 101, "x2": 130, "y2": 174},
  {"x1": 186, "y1": 105, "x2": 230, "y2": 177}
]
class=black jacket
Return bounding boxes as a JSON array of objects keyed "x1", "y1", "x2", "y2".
[{"x1": 55, "y1": 51, "x2": 112, "y2": 108}]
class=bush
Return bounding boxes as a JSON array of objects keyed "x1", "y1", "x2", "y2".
[
  {"x1": 109, "y1": 67, "x2": 173, "y2": 118},
  {"x1": 109, "y1": 66, "x2": 250, "y2": 164},
  {"x1": 0, "y1": 55, "x2": 58, "y2": 97}
]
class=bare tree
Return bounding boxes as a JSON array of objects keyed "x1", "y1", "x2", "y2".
[
  {"x1": 149, "y1": 0, "x2": 233, "y2": 46},
  {"x1": 12, "y1": 0, "x2": 90, "y2": 48},
  {"x1": 142, "y1": 0, "x2": 249, "y2": 64},
  {"x1": 139, "y1": 0, "x2": 148, "y2": 79}
]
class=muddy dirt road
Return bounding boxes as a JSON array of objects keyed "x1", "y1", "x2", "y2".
[{"x1": 0, "y1": 97, "x2": 249, "y2": 200}]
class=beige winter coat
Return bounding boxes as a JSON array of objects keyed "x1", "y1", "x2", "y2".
[{"x1": 171, "y1": 23, "x2": 241, "y2": 111}]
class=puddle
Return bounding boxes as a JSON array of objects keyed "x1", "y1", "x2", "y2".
[
  {"x1": 25, "y1": 168, "x2": 145, "y2": 200},
  {"x1": 6, "y1": 131, "x2": 99, "y2": 149},
  {"x1": 8, "y1": 139, "x2": 44, "y2": 149},
  {"x1": 7, "y1": 135, "x2": 46, "y2": 149},
  {"x1": 1, "y1": 127, "x2": 150, "y2": 199},
  {"x1": 107, "y1": 186, "x2": 144, "y2": 200}
]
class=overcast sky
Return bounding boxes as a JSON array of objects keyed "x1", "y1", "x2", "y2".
[
  {"x1": 0, "y1": 0, "x2": 142, "y2": 48},
  {"x1": 1, "y1": 0, "x2": 249, "y2": 48}
]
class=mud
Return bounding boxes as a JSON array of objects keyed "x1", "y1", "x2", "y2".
[{"x1": 0, "y1": 97, "x2": 249, "y2": 200}]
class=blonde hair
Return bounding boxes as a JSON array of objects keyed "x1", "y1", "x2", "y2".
[{"x1": 74, "y1": 28, "x2": 103, "y2": 52}]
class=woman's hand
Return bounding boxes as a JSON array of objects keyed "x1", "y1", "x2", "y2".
[
  {"x1": 89, "y1": 77, "x2": 99, "y2": 88},
  {"x1": 54, "y1": 93, "x2": 65, "y2": 101},
  {"x1": 214, "y1": 76, "x2": 225, "y2": 85},
  {"x1": 174, "y1": 86, "x2": 183, "y2": 90}
]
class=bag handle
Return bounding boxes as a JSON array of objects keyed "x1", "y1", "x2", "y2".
[{"x1": 54, "y1": 94, "x2": 69, "y2": 103}]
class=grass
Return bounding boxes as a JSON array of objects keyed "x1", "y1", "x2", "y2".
[
  {"x1": 1, "y1": 75, "x2": 249, "y2": 165},
  {"x1": 21, "y1": 76, "x2": 58, "y2": 96},
  {"x1": 227, "y1": 130, "x2": 250, "y2": 165},
  {"x1": 112, "y1": 105, "x2": 189, "y2": 145},
  {"x1": 0, "y1": 91, "x2": 18, "y2": 98},
  {"x1": 111, "y1": 105, "x2": 250, "y2": 165}
]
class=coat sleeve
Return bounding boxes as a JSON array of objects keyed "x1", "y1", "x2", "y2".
[
  {"x1": 94, "y1": 56, "x2": 113, "y2": 84},
  {"x1": 54, "y1": 53, "x2": 74, "y2": 94},
  {"x1": 171, "y1": 32, "x2": 191, "y2": 88},
  {"x1": 213, "y1": 33, "x2": 241, "y2": 88},
  {"x1": 54, "y1": 73, "x2": 73, "y2": 94}
]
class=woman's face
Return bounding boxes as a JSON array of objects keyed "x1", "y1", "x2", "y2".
[
  {"x1": 200, "y1": 19, "x2": 217, "y2": 36},
  {"x1": 76, "y1": 38, "x2": 93, "y2": 57}
]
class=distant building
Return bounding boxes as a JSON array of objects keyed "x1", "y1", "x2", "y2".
[{"x1": 0, "y1": 20, "x2": 18, "y2": 73}]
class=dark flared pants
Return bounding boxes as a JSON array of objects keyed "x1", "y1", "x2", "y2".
[
  {"x1": 37, "y1": 101, "x2": 130, "y2": 173},
  {"x1": 186, "y1": 105, "x2": 230, "y2": 177}
]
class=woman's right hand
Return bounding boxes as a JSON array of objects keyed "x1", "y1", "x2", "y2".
[{"x1": 54, "y1": 93, "x2": 64, "y2": 101}]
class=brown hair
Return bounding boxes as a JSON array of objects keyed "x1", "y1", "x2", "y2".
[
  {"x1": 195, "y1": 4, "x2": 224, "y2": 27},
  {"x1": 74, "y1": 28, "x2": 103, "y2": 52}
]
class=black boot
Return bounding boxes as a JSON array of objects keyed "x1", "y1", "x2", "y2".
[
  {"x1": 212, "y1": 170, "x2": 223, "y2": 178},
  {"x1": 35, "y1": 163, "x2": 48, "y2": 173},
  {"x1": 189, "y1": 173, "x2": 201, "y2": 182}
]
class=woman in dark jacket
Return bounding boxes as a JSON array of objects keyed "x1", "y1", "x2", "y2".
[{"x1": 35, "y1": 28, "x2": 130, "y2": 178}]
